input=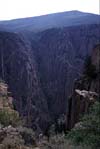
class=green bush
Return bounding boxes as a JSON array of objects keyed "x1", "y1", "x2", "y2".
[
  {"x1": 67, "y1": 102, "x2": 100, "y2": 149},
  {"x1": 0, "y1": 108, "x2": 20, "y2": 126}
]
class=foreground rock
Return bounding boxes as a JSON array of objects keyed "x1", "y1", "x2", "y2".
[{"x1": 0, "y1": 81, "x2": 37, "y2": 149}]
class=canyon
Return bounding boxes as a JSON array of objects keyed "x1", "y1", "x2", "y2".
[{"x1": 0, "y1": 11, "x2": 100, "y2": 131}]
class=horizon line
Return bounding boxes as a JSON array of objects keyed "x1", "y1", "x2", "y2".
[{"x1": 0, "y1": 10, "x2": 99, "y2": 21}]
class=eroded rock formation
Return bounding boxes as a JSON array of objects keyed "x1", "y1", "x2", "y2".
[{"x1": 66, "y1": 44, "x2": 100, "y2": 130}]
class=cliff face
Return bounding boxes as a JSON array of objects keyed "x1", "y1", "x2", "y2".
[
  {"x1": 32, "y1": 24, "x2": 100, "y2": 118},
  {"x1": 0, "y1": 32, "x2": 50, "y2": 130},
  {"x1": 0, "y1": 24, "x2": 100, "y2": 130},
  {"x1": 66, "y1": 44, "x2": 100, "y2": 130}
]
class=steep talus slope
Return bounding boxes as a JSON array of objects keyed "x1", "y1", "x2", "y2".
[
  {"x1": 0, "y1": 32, "x2": 49, "y2": 130},
  {"x1": 31, "y1": 24, "x2": 100, "y2": 118}
]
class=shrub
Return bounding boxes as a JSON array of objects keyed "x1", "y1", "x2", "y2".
[
  {"x1": 0, "y1": 108, "x2": 20, "y2": 126},
  {"x1": 67, "y1": 102, "x2": 100, "y2": 149},
  {"x1": 18, "y1": 126, "x2": 36, "y2": 146}
]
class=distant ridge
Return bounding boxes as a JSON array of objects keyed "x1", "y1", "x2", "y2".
[
  {"x1": 0, "y1": 10, "x2": 99, "y2": 21},
  {"x1": 0, "y1": 10, "x2": 100, "y2": 32}
]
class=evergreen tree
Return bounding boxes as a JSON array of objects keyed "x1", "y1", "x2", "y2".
[{"x1": 84, "y1": 56, "x2": 97, "y2": 79}]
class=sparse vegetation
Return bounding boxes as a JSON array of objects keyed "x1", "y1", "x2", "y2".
[
  {"x1": 0, "y1": 81, "x2": 37, "y2": 149},
  {"x1": 0, "y1": 108, "x2": 20, "y2": 126},
  {"x1": 67, "y1": 101, "x2": 100, "y2": 149}
]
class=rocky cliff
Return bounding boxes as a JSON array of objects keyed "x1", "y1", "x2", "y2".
[
  {"x1": 32, "y1": 24, "x2": 100, "y2": 118},
  {"x1": 0, "y1": 32, "x2": 50, "y2": 130},
  {"x1": 66, "y1": 44, "x2": 100, "y2": 130},
  {"x1": 0, "y1": 12, "x2": 100, "y2": 131}
]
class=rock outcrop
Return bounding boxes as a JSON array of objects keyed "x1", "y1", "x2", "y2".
[
  {"x1": 0, "y1": 81, "x2": 37, "y2": 149},
  {"x1": 66, "y1": 44, "x2": 100, "y2": 130}
]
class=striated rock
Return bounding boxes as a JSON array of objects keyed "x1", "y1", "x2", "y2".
[
  {"x1": 32, "y1": 24, "x2": 100, "y2": 118},
  {"x1": 66, "y1": 44, "x2": 100, "y2": 130},
  {"x1": 0, "y1": 24, "x2": 100, "y2": 131},
  {"x1": 0, "y1": 32, "x2": 50, "y2": 130}
]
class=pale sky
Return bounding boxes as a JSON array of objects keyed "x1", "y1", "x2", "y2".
[{"x1": 0, "y1": 0, "x2": 99, "y2": 20}]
